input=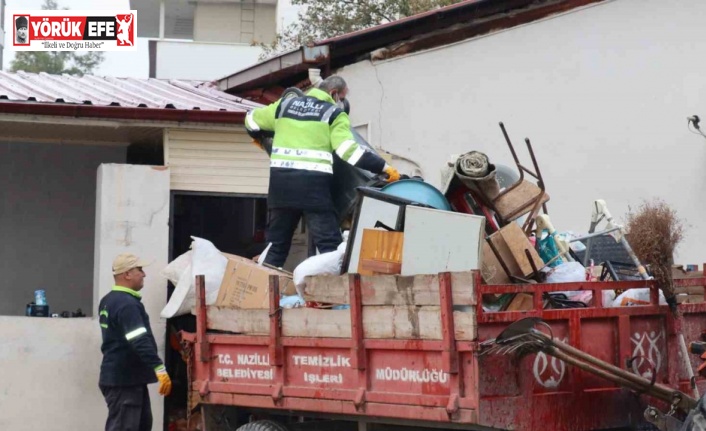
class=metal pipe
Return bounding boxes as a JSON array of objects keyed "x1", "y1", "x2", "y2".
[
  {"x1": 159, "y1": 0, "x2": 166, "y2": 40},
  {"x1": 678, "y1": 332, "x2": 699, "y2": 398},
  {"x1": 549, "y1": 348, "x2": 696, "y2": 411},
  {"x1": 569, "y1": 227, "x2": 622, "y2": 243},
  {"x1": 550, "y1": 349, "x2": 657, "y2": 394},
  {"x1": 498, "y1": 122, "x2": 525, "y2": 185},
  {"x1": 548, "y1": 334, "x2": 677, "y2": 399}
]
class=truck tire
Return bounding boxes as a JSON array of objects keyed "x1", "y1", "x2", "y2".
[{"x1": 236, "y1": 420, "x2": 289, "y2": 431}]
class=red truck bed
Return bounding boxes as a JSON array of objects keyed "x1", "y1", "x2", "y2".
[{"x1": 182, "y1": 272, "x2": 706, "y2": 431}]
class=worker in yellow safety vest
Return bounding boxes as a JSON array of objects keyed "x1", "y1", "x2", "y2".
[{"x1": 245, "y1": 75, "x2": 400, "y2": 267}]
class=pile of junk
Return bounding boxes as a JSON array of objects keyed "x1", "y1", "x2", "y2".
[{"x1": 158, "y1": 120, "x2": 701, "y2": 320}]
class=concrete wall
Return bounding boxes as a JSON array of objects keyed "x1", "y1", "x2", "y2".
[
  {"x1": 0, "y1": 164, "x2": 169, "y2": 431},
  {"x1": 0, "y1": 317, "x2": 105, "y2": 429},
  {"x1": 339, "y1": 0, "x2": 706, "y2": 264},
  {"x1": 0, "y1": 142, "x2": 125, "y2": 316},
  {"x1": 94, "y1": 164, "x2": 170, "y2": 430},
  {"x1": 194, "y1": 2, "x2": 276, "y2": 44}
]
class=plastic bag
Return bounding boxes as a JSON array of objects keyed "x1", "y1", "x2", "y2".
[
  {"x1": 538, "y1": 231, "x2": 563, "y2": 267},
  {"x1": 160, "y1": 250, "x2": 193, "y2": 285},
  {"x1": 160, "y1": 237, "x2": 228, "y2": 318},
  {"x1": 280, "y1": 295, "x2": 306, "y2": 309},
  {"x1": 293, "y1": 238, "x2": 347, "y2": 298},
  {"x1": 545, "y1": 262, "x2": 586, "y2": 284},
  {"x1": 602, "y1": 290, "x2": 616, "y2": 305},
  {"x1": 610, "y1": 288, "x2": 666, "y2": 307}
]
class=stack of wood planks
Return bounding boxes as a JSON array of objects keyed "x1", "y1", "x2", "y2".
[
  {"x1": 673, "y1": 265, "x2": 705, "y2": 304},
  {"x1": 207, "y1": 272, "x2": 477, "y2": 340}
]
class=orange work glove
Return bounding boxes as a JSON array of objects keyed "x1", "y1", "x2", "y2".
[
  {"x1": 252, "y1": 139, "x2": 263, "y2": 150},
  {"x1": 383, "y1": 164, "x2": 401, "y2": 183},
  {"x1": 155, "y1": 366, "x2": 172, "y2": 396}
]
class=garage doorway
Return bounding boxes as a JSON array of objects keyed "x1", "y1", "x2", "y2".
[{"x1": 165, "y1": 192, "x2": 269, "y2": 425}]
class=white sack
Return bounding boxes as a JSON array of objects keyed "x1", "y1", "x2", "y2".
[
  {"x1": 610, "y1": 288, "x2": 666, "y2": 307},
  {"x1": 160, "y1": 249, "x2": 193, "y2": 285},
  {"x1": 545, "y1": 262, "x2": 587, "y2": 284},
  {"x1": 160, "y1": 237, "x2": 228, "y2": 318},
  {"x1": 293, "y1": 240, "x2": 347, "y2": 298}
]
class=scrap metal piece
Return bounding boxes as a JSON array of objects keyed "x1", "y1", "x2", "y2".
[{"x1": 644, "y1": 406, "x2": 685, "y2": 431}]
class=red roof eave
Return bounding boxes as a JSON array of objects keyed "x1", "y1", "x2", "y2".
[{"x1": 0, "y1": 101, "x2": 246, "y2": 124}]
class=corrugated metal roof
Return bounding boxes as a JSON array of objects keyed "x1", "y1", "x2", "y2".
[{"x1": 0, "y1": 71, "x2": 261, "y2": 113}]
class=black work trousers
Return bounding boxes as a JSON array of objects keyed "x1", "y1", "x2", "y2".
[
  {"x1": 100, "y1": 385, "x2": 152, "y2": 431},
  {"x1": 264, "y1": 208, "x2": 342, "y2": 268}
]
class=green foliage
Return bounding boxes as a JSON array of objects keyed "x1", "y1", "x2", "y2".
[{"x1": 257, "y1": 0, "x2": 464, "y2": 60}]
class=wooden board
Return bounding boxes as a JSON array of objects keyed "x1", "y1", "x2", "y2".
[
  {"x1": 672, "y1": 266, "x2": 705, "y2": 303},
  {"x1": 347, "y1": 197, "x2": 403, "y2": 273},
  {"x1": 488, "y1": 223, "x2": 544, "y2": 278},
  {"x1": 494, "y1": 180, "x2": 549, "y2": 221},
  {"x1": 505, "y1": 293, "x2": 534, "y2": 311},
  {"x1": 358, "y1": 229, "x2": 404, "y2": 275},
  {"x1": 207, "y1": 306, "x2": 477, "y2": 340},
  {"x1": 481, "y1": 241, "x2": 511, "y2": 284},
  {"x1": 303, "y1": 272, "x2": 476, "y2": 306}
]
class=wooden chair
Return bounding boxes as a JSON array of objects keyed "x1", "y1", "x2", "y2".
[{"x1": 476, "y1": 123, "x2": 550, "y2": 235}]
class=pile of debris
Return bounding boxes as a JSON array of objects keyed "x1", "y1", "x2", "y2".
[{"x1": 158, "y1": 122, "x2": 694, "y2": 318}]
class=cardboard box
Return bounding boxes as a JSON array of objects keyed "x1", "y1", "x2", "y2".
[
  {"x1": 488, "y1": 223, "x2": 544, "y2": 278},
  {"x1": 215, "y1": 254, "x2": 296, "y2": 309}
]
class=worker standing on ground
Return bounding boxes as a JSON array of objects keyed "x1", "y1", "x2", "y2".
[
  {"x1": 98, "y1": 253, "x2": 172, "y2": 431},
  {"x1": 245, "y1": 75, "x2": 400, "y2": 267}
]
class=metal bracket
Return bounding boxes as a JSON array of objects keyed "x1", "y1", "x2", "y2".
[
  {"x1": 446, "y1": 393, "x2": 460, "y2": 416},
  {"x1": 303, "y1": 45, "x2": 330, "y2": 63},
  {"x1": 269, "y1": 275, "x2": 284, "y2": 367},
  {"x1": 644, "y1": 406, "x2": 684, "y2": 431},
  {"x1": 195, "y1": 275, "x2": 210, "y2": 362},
  {"x1": 439, "y1": 272, "x2": 459, "y2": 374},
  {"x1": 349, "y1": 274, "x2": 366, "y2": 370},
  {"x1": 271, "y1": 383, "x2": 283, "y2": 403},
  {"x1": 199, "y1": 380, "x2": 210, "y2": 397},
  {"x1": 354, "y1": 388, "x2": 366, "y2": 410}
]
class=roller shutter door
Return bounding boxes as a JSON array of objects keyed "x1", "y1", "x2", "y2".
[{"x1": 165, "y1": 128, "x2": 269, "y2": 194}]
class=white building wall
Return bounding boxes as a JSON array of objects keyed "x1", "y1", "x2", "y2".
[
  {"x1": 155, "y1": 40, "x2": 261, "y2": 80},
  {"x1": 194, "y1": 2, "x2": 277, "y2": 44},
  {"x1": 339, "y1": 0, "x2": 706, "y2": 263}
]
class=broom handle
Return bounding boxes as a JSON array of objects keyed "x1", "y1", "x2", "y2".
[
  {"x1": 678, "y1": 331, "x2": 699, "y2": 398},
  {"x1": 616, "y1": 235, "x2": 651, "y2": 281}
]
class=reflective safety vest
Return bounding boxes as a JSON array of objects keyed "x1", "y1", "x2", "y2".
[
  {"x1": 98, "y1": 286, "x2": 165, "y2": 387},
  {"x1": 245, "y1": 88, "x2": 385, "y2": 176}
]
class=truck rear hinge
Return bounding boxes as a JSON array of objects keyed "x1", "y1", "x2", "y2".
[
  {"x1": 199, "y1": 381, "x2": 210, "y2": 397},
  {"x1": 354, "y1": 389, "x2": 366, "y2": 410}
]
